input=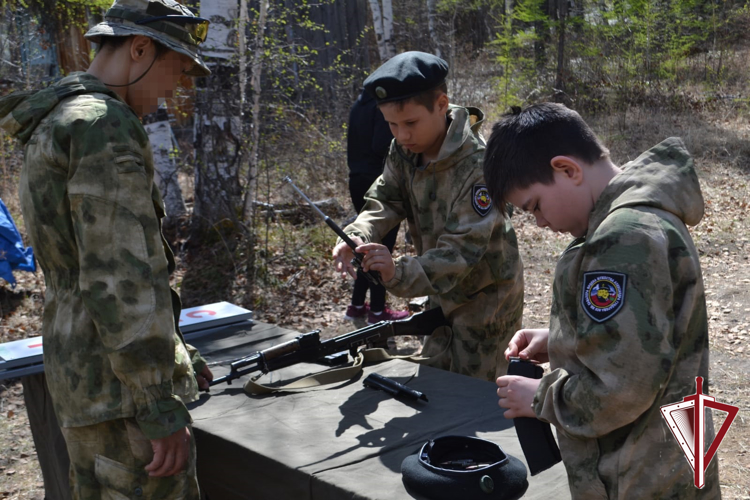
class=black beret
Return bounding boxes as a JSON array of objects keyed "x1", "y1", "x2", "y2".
[
  {"x1": 363, "y1": 51, "x2": 449, "y2": 104},
  {"x1": 401, "y1": 436, "x2": 528, "y2": 500}
]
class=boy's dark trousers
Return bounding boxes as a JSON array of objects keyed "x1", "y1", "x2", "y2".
[{"x1": 349, "y1": 174, "x2": 399, "y2": 311}]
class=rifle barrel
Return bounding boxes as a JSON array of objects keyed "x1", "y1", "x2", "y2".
[{"x1": 283, "y1": 176, "x2": 328, "y2": 221}]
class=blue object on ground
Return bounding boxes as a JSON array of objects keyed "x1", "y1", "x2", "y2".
[{"x1": 0, "y1": 197, "x2": 35, "y2": 287}]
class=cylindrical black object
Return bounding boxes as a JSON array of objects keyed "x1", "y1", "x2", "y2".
[
  {"x1": 507, "y1": 358, "x2": 562, "y2": 475},
  {"x1": 363, "y1": 373, "x2": 428, "y2": 402}
]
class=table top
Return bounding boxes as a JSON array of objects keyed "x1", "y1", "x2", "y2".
[{"x1": 188, "y1": 322, "x2": 570, "y2": 500}]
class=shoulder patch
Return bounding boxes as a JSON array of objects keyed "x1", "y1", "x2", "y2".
[
  {"x1": 472, "y1": 184, "x2": 492, "y2": 217},
  {"x1": 581, "y1": 271, "x2": 627, "y2": 323}
]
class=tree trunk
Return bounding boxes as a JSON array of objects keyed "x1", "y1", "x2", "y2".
[
  {"x1": 55, "y1": 21, "x2": 91, "y2": 74},
  {"x1": 382, "y1": 0, "x2": 395, "y2": 59},
  {"x1": 426, "y1": 0, "x2": 441, "y2": 57},
  {"x1": 194, "y1": 0, "x2": 242, "y2": 230},
  {"x1": 368, "y1": 0, "x2": 388, "y2": 61},
  {"x1": 534, "y1": 19, "x2": 545, "y2": 70},
  {"x1": 242, "y1": 0, "x2": 269, "y2": 222},
  {"x1": 555, "y1": 0, "x2": 568, "y2": 91},
  {"x1": 181, "y1": 0, "x2": 243, "y2": 307},
  {"x1": 238, "y1": 0, "x2": 249, "y2": 113},
  {"x1": 144, "y1": 114, "x2": 187, "y2": 222}
]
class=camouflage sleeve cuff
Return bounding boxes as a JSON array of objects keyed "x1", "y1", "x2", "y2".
[
  {"x1": 383, "y1": 258, "x2": 405, "y2": 290},
  {"x1": 532, "y1": 368, "x2": 568, "y2": 427},
  {"x1": 187, "y1": 344, "x2": 207, "y2": 375},
  {"x1": 340, "y1": 226, "x2": 371, "y2": 245},
  {"x1": 134, "y1": 384, "x2": 193, "y2": 440}
]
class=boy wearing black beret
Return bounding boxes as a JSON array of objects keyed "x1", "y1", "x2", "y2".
[{"x1": 333, "y1": 52, "x2": 524, "y2": 381}]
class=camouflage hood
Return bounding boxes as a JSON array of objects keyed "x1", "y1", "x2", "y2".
[
  {"x1": 393, "y1": 104, "x2": 485, "y2": 172},
  {"x1": 588, "y1": 137, "x2": 704, "y2": 236},
  {"x1": 0, "y1": 72, "x2": 122, "y2": 145}
]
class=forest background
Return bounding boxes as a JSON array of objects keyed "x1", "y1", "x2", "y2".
[{"x1": 1, "y1": 0, "x2": 749, "y2": 498}]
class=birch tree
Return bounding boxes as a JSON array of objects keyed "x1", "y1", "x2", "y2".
[
  {"x1": 368, "y1": 0, "x2": 395, "y2": 61},
  {"x1": 194, "y1": 0, "x2": 242, "y2": 230},
  {"x1": 382, "y1": 0, "x2": 395, "y2": 59},
  {"x1": 238, "y1": 0, "x2": 249, "y2": 113},
  {"x1": 144, "y1": 111, "x2": 187, "y2": 222},
  {"x1": 427, "y1": 0, "x2": 441, "y2": 58}
]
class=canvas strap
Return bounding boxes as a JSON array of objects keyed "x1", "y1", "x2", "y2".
[{"x1": 243, "y1": 327, "x2": 452, "y2": 395}]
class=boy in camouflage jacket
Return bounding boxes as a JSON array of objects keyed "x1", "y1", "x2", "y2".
[
  {"x1": 333, "y1": 52, "x2": 524, "y2": 381},
  {"x1": 0, "y1": 1, "x2": 214, "y2": 498},
  {"x1": 487, "y1": 103, "x2": 720, "y2": 499}
]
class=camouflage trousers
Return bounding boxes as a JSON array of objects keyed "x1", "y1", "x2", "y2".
[
  {"x1": 421, "y1": 294, "x2": 523, "y2": 382},
  {"x1": 61, "y1": 418, "x2": 199, "y2": 500}
]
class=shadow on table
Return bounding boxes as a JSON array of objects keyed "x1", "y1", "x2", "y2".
[{"x1": 305, "y1": 371, "x2": 513, "y2": 474}]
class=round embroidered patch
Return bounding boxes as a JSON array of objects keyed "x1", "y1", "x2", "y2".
[
  {"x1": 472, "y1": 184, "x2": 492, "y2": 217},
  {"x1": 581, "y1": 272, "x2": 627, "y2": 323}
]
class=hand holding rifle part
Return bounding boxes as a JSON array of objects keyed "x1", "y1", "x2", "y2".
[{"x1": 283, "y1": 176, "x2": 382, "y2": 286}]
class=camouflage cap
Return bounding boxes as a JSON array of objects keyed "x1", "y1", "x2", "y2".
[{"x1": 85, "y1": 0, "x2": 211, "y2": 77}]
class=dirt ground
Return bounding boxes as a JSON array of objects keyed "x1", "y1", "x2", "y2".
[{"x1": 1, "y1": 105, "x2": 749, "y2": 498}]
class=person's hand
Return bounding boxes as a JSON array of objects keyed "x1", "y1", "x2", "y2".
[
  {"x1": 504, "y1": 328, "x2": 550, "y2": 363},
  {"x1": 333, "y1": 236, "x2": 364, "y2": 279},
  {"x1": 357, "y1": 243, "x2": 396, "y2": 283},
  {"x1": 496, "y1": 375, "x2": 540, "y2": 419},
  {"x1": 145, "y1": 426, "x2": 191, "y2": 477},
  {"x1": 195, "y1": 365, "x2": 213, "y2": 390}
]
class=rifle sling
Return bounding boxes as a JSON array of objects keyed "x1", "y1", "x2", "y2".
[{"x1": 243, "y1": 326, "x2": 453, "y2": 395}]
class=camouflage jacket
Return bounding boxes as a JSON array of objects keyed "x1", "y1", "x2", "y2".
[
  {"x1": 534, "y1": 138, "x2": 721, "y2": 499},
  {"x1": 344, "y1": 105, "x2": 523, "y2": 323},
  {"x1": 0, "y1": 73, "x2": 202, "y2": 439}
]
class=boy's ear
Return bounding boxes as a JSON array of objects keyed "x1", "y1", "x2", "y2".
[
  {"x1": 550, "y1": 156, "x2": 584, "y2": 186},
  {"x1": 130, "y1": 35, "x2": 153, "y2": 62},
  {"x1": 436, "y1": 92, "x2": 449, "y2": 114}
]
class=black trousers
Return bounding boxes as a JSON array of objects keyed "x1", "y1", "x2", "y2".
[
  {"x1": 349, "y1": 174, "x2": 400, "y2": 311},
  {"x1": 22, "y1": 373, "x2": 71, "y2": 500}
]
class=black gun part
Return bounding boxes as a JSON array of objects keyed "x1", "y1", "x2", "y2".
[
  {"x1": 208, "y1": 307, "x2": 448, "y2": 388},
  {"x1": 507, "y1": 357, "x2": 562, "y2": 475},
  {"x1": 283, "y1": 176, "x2": 380, "y2": 286},
  {"x1": 363, "y1": 372, "x2": 428, "y2": 402}
]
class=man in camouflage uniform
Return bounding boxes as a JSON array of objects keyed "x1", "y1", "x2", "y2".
[
  {"x1": 0, "y1": 1, "x2": 213, "y2": 498},
  {"x1": 489, "y1": 104, "x2": 721, "y2": 498},
  {"x1": 333, "y1": 52, "x2": 524, "y2": 382}
]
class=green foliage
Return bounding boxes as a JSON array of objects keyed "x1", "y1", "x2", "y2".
[
  {"x1": 485, "y1": 0, "x2": 750, "y2": 112},
  {"x1": 232, "y1": 0, "x2": 357, "y2": 203},
  {"x1": 490, "y1": 0, "x2": 549, "y2": 108},
  {"x1": 4, "y1": 0, "x2": 110, "y2": 33}
]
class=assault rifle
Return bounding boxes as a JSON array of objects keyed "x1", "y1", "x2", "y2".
[
  {"x1": 208, "y1": 307, "x2": 447, "y2": 387},
  {"x1": 283, "y1": 176, "x2": 381, "y2": 286}
]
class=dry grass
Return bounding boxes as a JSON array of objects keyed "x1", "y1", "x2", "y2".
[{"x1": 1, "y1": 101, "x2": 750, "y2": 498}]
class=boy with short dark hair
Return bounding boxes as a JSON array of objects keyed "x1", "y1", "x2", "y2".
[
  {"x1": 487, "y1": 103, "x2": 721, "y2": 498},
  {"x1": 333, "y1": 51, "x2": 524, "y2": 381}
]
